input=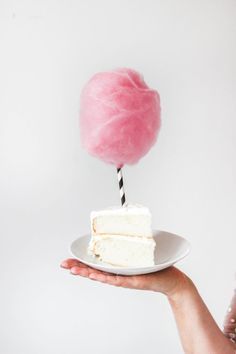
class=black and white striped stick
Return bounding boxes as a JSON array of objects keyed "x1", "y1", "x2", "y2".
[{"x1": 117, "y1": 167, "x2": 126, "y2": 207}]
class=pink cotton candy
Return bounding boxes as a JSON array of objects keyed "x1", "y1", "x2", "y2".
[{"x1": 79, "y1": 68, "x2": 161, "y2": 167}]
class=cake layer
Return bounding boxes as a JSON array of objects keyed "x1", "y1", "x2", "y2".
[
  {"x1": 91, "y1": 204, "x2": 152, "y2": 237},
  {"x1": 89, "y1": 235, "x2": 156, "y2": 267}
]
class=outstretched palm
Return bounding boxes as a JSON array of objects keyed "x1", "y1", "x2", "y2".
[{"x1": 60, "y1": 258, "x2": 185, "y2": 296}]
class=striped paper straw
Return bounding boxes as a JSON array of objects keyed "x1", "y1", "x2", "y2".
[{"x1": 117, "y1": 167, "x2": 126, "y2": 206}]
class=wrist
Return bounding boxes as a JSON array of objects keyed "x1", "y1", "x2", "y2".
[
  {"x1": 150, "y1": 267, "x2": 193, "y2": 298},
  {"x1": 167, "y1": 272, "x2": 196, "y2": 304}
]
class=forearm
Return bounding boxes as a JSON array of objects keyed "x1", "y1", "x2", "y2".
[
  {"x1": 223, "y1": 291, "x2": 236, "y2": 344},
  {"x1": 168, "y1": 276, "x2": 236, "y2": 354}
]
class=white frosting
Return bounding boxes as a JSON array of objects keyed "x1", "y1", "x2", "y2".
[
  {"x1": 90, "y1": 203, "x2": 151, "y2": 220},
  {"x1": 91, "y1": 234, "x2": 155, "y2": 243},
  {"x1": 90, "y1": 203, "x2": 152, "y2": 238}
]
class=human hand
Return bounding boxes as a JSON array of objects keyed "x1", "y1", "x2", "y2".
[{"x1": 60, "y1": 259, "x2": 189, "y2": 298}]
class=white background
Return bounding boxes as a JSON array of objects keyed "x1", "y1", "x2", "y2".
[{"x1": 0, "y1": 1, "x2": 235, "y2": 353}]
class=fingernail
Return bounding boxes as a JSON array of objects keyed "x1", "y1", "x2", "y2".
[
  {"x1": 60, "y1": 260, "x2": 68, "y2": 268},
  {"x1": 89, "y1": 273, "x2": 97, "y2": 280},
  {"x1": 70, "y1": 267, "x2": 77, "y2": 275}
]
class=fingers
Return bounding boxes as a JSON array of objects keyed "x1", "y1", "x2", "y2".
[
  {"x1": 60, "y1": 258, "x2": 87, "y2": 269},
  {"x1": 68, "y1": 264, "x2": 125, "y2": 287},
  {"x1": 69, "y1": 263, "x2": 110, "y2": 278},
  {"x1": 60, "y1": 258, "x2": 112, "y2": 279},
  {"x1": 71, "y1": 265, "x2": 90, "y2": 277},
  {"x1": 89, "y1": 273, "x2": 128, "y2": 288},
  {"x1": 60, "y1": 259, "x2": 138, "y2": 289},
  {"x1": 88, "y1": 273, "x2": 154, "y2": 290}
]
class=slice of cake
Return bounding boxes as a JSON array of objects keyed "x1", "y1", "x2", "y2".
[{"x1": 88, "y1": 204, "x2": 156, "y2": 267}]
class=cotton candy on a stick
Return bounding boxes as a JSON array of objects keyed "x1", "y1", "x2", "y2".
[{"x1": 80, "y1": 68, "x2": 161, "y2": 167}]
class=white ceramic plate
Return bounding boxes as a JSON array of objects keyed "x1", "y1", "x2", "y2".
[{"x1": 70, "y1": 230, "x2": 190, "y2": 276}]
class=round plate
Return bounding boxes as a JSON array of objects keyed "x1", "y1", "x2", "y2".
[{"x1": 70, "y1": 230, "x2": 190, "y2": 276}]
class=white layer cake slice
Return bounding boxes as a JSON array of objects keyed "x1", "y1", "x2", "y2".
[{"x1": 88, "y1": 204, "x2": 156, "y2": 267}]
